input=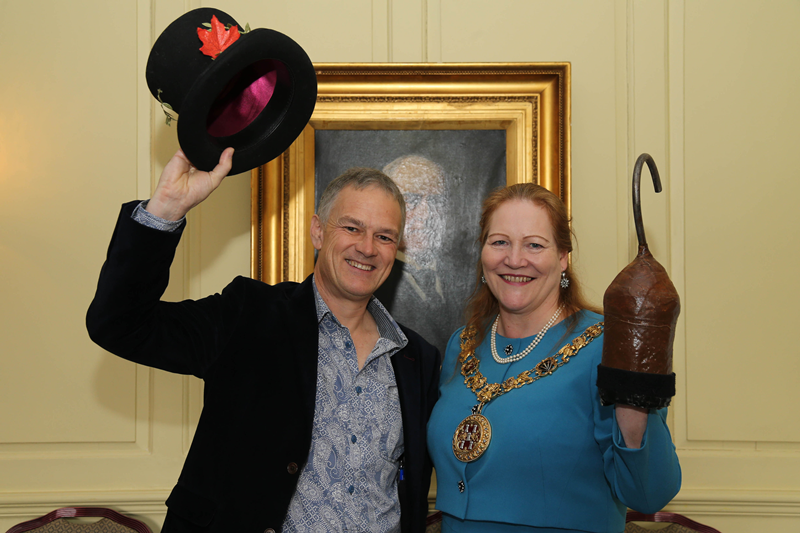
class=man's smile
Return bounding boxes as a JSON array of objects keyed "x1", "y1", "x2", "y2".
[{"x1": 347, "y1": 259, "x2": 375, "y2": 271}]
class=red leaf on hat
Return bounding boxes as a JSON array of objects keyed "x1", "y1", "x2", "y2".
[{"x1": 197, "y1": 15, "x2": 240, "y2": 59}]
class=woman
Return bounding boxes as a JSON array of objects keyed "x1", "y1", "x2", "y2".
[{"x1": 427, "y1": 184, "x2": 681, "y2": 533}]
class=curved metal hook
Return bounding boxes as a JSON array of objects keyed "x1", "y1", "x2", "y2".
[{"x1": 632, "y1": 153, "x2": 662, "y2": 247}]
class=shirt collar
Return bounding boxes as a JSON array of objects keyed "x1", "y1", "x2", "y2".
[{"x1": 312, "y1": 275, "x2": 408, "y2": 349}]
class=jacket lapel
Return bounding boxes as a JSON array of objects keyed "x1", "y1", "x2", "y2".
[
  {"x1": 285, "y1": 275, "x2": 321, "y2": 426},
  {"x1": 391, "y1": 342, "x2": 421, "y2": 436}
]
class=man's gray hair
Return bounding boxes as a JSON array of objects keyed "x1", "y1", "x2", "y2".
[{"x1": 317, "y1": 167, "x2": 406, "y2": 241}]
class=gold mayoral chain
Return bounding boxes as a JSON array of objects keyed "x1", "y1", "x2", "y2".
[{"x1": 452, "y1": 320, "x2": 604, "y2": 462}]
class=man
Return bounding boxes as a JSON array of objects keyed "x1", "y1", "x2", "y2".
[{"x1": 87, "y1": 148, "x2": 441, "y2": 533}]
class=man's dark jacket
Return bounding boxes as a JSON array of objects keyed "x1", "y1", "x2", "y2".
[{"x1": 86, "y1": 202, "x2": 441, "y2": 532}]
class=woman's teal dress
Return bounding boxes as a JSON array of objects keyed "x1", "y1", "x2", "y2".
[{"x1": 427, "y1": 311, "x2": 681, "y2": 533}]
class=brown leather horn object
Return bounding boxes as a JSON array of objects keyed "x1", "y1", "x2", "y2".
[{"x1": 597, "y1": 154, "x2": 680, "y2": 409}]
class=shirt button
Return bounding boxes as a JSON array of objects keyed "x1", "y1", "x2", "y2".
[
  {"x1": 265, "y1": 529, "x2": 275, "y2": 533},
  {"x1": 348, "y1": 485, "x2": 355, "y2": 494},
  {"x1": 287, "y1": 462, "x2": 298, "y2": 474},
  {"x1": 351, "y1": 435, "x2": 357, "y2": 443},
  {"x1": 355, "y1": 386, "x2": 362, "y2": 394},
  {"x1": 345, "y1": 341, "x2": 352, "y2": 349}
]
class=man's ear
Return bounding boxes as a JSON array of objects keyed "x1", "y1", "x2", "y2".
[{"x1": 310, "y1": 214, "x2": 323, "y2": 251}]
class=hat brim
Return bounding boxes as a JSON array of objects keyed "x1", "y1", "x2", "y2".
[{"x1": 177, "y1": 28, "x2": 317, "y2": 175}]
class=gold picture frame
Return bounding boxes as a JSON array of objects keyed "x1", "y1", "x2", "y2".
[{"x1": 251, "y1": 62, "x2": 571, "y2": 284}]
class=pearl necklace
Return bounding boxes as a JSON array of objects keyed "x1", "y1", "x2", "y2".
[{"x1": 491, "y1": 304, "x2": 565, "y2": 364}]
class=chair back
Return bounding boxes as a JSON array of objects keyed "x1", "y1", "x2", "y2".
[
  {"x1": 5, "y1": 507, "x2": 151, "y2": 533},
  {"x1": 626, "y1": 511, "x2": 721, "y2": 533}
]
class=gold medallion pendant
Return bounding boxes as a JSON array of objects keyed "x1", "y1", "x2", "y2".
[{"x1": 452, "y1": 413, "x2": 492, "y2": 462}]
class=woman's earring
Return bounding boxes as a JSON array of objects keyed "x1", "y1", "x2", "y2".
[
  {"x1": 481, "y1": 275, "x2": 486, "y2": 284},
  {"x1": 560, "y1": 271, "x2": 570, "y2": 289}
]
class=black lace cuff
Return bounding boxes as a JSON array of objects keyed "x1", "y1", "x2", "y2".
[{"x1": 596, "y1": 364, "x2": 675, "y2": 409}]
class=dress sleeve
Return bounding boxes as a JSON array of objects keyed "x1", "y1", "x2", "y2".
[{"x1": 592, "y1": 361, "x2": 682, "y2": 513}]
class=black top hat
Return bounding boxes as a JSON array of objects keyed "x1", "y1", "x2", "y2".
[{"x1": 146, "y1": 8, "x2": 317, "y2": 175}]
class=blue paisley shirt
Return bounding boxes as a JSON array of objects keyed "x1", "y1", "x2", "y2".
[{"x1": 281, "y1": 279, "x2": 408, "y2": 533}]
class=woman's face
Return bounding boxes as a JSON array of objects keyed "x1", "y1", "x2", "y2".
[{"x1": 481, "y1": 199, "x2": 568, "y2": 321}]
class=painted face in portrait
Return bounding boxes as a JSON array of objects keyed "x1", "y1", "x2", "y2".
[
  {"x1": 311, "y1": 185, "x2": 402, "y2": 306},
  {"x1": 382, "y1": 155, "x2": 446, "y2": 268},
  {"x1": 481, "y1": 199, "x2": 569, "y2": 323}
]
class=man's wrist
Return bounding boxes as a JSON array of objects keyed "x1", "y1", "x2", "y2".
[{"x1": 132, "y1": 200, "x2": 185, "y2": 232}]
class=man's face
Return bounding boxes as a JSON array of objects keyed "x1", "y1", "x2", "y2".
[{"x1": 311, "y1": 185, "x2": 402, "y2": 306}]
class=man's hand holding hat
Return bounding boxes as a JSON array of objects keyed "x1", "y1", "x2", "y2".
[{"x1": 146, "y1": 147, "x2": 234, "y2": 221}]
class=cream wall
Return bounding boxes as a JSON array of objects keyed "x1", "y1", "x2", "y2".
[{"x1": 1, "y1": 1, "x2": 798, "y2": 532}]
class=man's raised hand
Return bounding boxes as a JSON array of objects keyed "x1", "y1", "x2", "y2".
[{"x1": 146, "y1": 147, "x2": 234, "y2": 221}]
